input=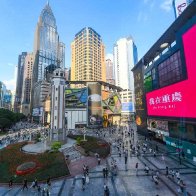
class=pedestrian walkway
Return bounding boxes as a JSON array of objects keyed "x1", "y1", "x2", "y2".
[{"x1": 1, "y1": 123, "x2": 196, "y2": 196}]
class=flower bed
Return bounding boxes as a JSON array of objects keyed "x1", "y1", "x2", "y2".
[
  {"x1": 0, "y1": 142, "x2": 70, "y2": 183},
  {"x1": 16, "y1": 162, "x2": 36, "y2": 175},
  {"x1": 68, "y1": 134, "x2": 110, "y2": 158}
]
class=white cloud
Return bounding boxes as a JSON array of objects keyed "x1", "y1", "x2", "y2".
[
  {"x1": 3, "y1": 79, "x2": 16, "y2": 91},
  {"x1": 3, "y1": 65, "x2": 17, "y2": 91},
  {"x1": 137, "y1": 11, "x2": 148, "y2": 22},
  {"x1": 8, "y1": 63, "x2": 14, "y2": 66},
  {"x1": 160, "y1": 0, "x2": 173, "y2": 12},
  {"x1": 144, "y1": 0, "x2": 155, "y2": 8}
]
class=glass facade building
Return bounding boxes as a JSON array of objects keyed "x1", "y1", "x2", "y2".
[{"x1": 33, "y1": 2, "x2": 65, "y2": 83}]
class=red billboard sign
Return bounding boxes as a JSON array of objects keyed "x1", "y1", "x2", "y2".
[{"x1": 146, "y1": 24, "x2": 196, "y2": 118}]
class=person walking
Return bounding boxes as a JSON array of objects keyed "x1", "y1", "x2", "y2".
[
  {"x1": 175, "y1": 170, "x2": 181, "y2": 183},
  {"x1": 81, "y1": 175, "x2": 86, "y2": 191},
  {"x1": 165, "y1": 166, "x2": 169, "y2": 177},
  {"x1": 22, "y1": 178, "x2": 28, "y2": 191},
  {"x1": 135, "y1": 162, "x2": 139, "y2": 176},
  {"x1": 103, "y1": 168, "x2": 106, "y2": 178},
  {"x1": 98, "y1": 157, "x2": 101, "y2": 165},
  {"x1": 179, "y1": 180, "x2": 187, "y2": 196},
  {"x1": 105, "y1": 167, "x2": 108, "y2": 179},
  {"x1": 104, "y1": 184, "x2": 110, "y2": 196},
  {"x1": 86, "y1": 173, "x2": 90, "y2": 184},
  {"x1": 9, "y1": 179, "x2": 13, "y2": 189},
  {"x1": 46, "y1": 176, "x2": 51, "y2": 190}
]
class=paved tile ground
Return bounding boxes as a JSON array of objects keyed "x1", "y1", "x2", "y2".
[{"x1": 1, "y1": 123, "x2": 196, "y2": 196}]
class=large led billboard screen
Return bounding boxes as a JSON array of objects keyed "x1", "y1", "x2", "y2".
[
  {"x1": 122, "y1": 102, "x2": 134, "y2": 112},
  {"x1": 146, "y1": 24, "x2": 196, "y2": 118},
  {"x1": 87, "y1": 82, "x2": 102, "y2": 127}
]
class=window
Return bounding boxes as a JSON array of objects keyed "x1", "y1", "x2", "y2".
[{"x1": 158, "y1": 51, "x2": 183, "y2": 88}]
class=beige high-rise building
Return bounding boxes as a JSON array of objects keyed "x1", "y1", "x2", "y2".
[
  {"x1": 71, "y1": 27, "x2": 106, "y2": 86},
  {"x1": 21, "y1": 53, "x2": 34, "y2": 115}
]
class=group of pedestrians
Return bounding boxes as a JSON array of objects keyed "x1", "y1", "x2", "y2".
[
  {"x1": 17, "y1": 177, "x2": 52, "y2": 195},
  {"x1": 81, "y1": 164, "x2": 90, "y2": 191},
  {"x1": 0, "y1": 121, "x2": 47, "y2": 148}
]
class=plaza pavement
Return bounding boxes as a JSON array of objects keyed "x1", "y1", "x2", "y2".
[{"x1": 0, "y1": 125, "x2": 196, "y2": 196}]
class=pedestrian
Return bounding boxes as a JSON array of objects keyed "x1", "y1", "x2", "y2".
[
  {"x1": 81, "y1": 175, "x2": 86, "y2": 190},
  {"x1": 46, "y1": 176, "x2": 51, "y2": 187},
  {"x1": 153, "y1": 150, "x2": 156, "y2": 157},
  {"x1": 179, "y1": 180, "x2": 187, "y2": 196},
  {"x1": 171, "y1": 169, "x2": 175, "y2": 179},
  {"x1": 9, "y1": 179, "x2": 13, "y2": 189},
  {"x1": 104, "y1": 184, "x2": 110, "y2": 196},
  {"x1": 103, "y1": 168, "x2": 106, "y2": 178},
  {"x1": 98, "y1": 157, "x2": 101, "y2": 165},
  {"x1": 144, "y1": 164, "x2": 149, "y2": 174},
  {"x1": 135, "y1": 162, "x2": 138, "y2": 176},
  {"x1": 83, "y1": 164, "x2": 87, "y2": 175},
  {"x1": 125, "y1": 156, "x2": 128, "y2": 165},
  {"x1": 156, "y1": 145, "x2": 159, "y2": 152},
  {"x1": 86, "y1": 174, "x2": 90, "y2": 184},
  {"x1": 22, "y1": 178, "x2": 28, "y2": 191},
  {"x1": 86, "y1": 165, "x2": 89, "y2": 175},
  {"x1": 105, "y1": 167, "x2": 108, "y2": 178},
  {"x1": 153, "y1": 175, "x2": 159, "y2": 185},
  {"x1": 165, "y1": 166, "x2": 169, "y2": 177},
  {"x1": 175, "y1": 170, "x2": 180, "y2": 183}
]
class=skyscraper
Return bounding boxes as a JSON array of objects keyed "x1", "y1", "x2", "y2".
[
  {"x1": 71, "y1": 27, "x2": 106, "y2": 85},
  {"x1": 106, "y1": 58, "x2": 115, "y2": 85},
  {"x1": 15, "y1": 52, "x2": 27, "y2": 112},
  {"x1": 21, "y1": 53, "x2": 34, "y2": 115},
  {"x1": 31, "y1": 2, "x2": 65, "y2": 114},
  {"x1": 113, "y1": 37, "x2": 138, "y2": 90},
  {"x1": 32, "y1": 1, "x2": 65, "y2": 84}
]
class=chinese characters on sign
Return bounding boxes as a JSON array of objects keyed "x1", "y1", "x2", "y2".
[{"x1": 149, "y1": 92, "x2": 182, "y2": 110}]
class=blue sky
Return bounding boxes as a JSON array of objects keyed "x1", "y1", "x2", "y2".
[{"x1": 0, "y1": 0, "x2": 174, "y2": 90}]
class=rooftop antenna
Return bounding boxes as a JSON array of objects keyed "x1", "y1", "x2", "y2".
[{"x1": 47, "y1": 0, "x2": 49, "y2": 5}]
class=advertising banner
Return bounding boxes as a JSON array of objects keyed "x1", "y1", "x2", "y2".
[
  {"x1": 146, "y1": 24, "x2": 196, "y2": 118},
  {"x1": 122, "y1": 102, "x2": 134, "y2": 112},
  {"x1": 147, "y1": 119, "x2": 169, "y2": 132},
  {"x1": 32, "y1": 107, "x2": 43, "y2": 117},
  {"x1": 87, "y1": 82, "x2": 102, "y2": 127},
  {"x1": 173, "y1": 0, "x2": 188, "y2": 17}
]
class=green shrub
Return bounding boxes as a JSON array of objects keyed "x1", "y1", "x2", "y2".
[
  {"x1": 51, "y1": 141, "x2": 62, "y2": 152},
  {"x1": 76, "y1": 137, "x2": 82, "y2": 145}
]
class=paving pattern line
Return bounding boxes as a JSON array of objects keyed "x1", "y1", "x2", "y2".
[
  {"x1": 68, "y1": 177, "x2": 76, "y2": 196},
  {"x1": 142, "y1": 155, "x2": 192, "y2": 196},
  {"x1": 58, "y1": 178, "x2": 66, "y2": 196}
]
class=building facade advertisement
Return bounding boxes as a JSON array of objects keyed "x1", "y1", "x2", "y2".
[
  {"x1": 32, "y1": 107, "x2": 43, "y2": 117},
  {"x1": 87, "y1": 82, "x2": 102, "y2": 127},
  {"x1": 147, "y1": 119, "x2": 169, "y2": 137},
  {"x1": 122, "y1": 102, "x2": 134, "y2": 112},
  {"x1": 146, "y1": 24, "x2": 196, "y2": 118},
  {"x1": 173, "y1": 0, "x2": 188, "y2": 17}
]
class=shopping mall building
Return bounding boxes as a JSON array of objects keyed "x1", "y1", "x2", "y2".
[{"x1": 132, "y1": 1, "x2": 196, "y2": 161}]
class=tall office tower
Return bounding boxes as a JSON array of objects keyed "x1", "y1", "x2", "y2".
[
  {"x1": 32, "y1": 1, "x2": 65, "y2": 84},
  {"x1": 113, "y1": 37, "x2": 138, "y2": 90},
  {"x1": 71, "y1": 27, "x2": 106, "y2": 86},
  {"x1": 31, "y1": 2, "x2": 65, "y2": 115},
  {"x1": 106, "y1": 58, "x2": 115, "y2": 85},
  {"x1": 21, "y1": 53, "x2": 34, "y2": 115},
  {"x1": 15, "y1": 52, "x2": 27, "y2": 112}
]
